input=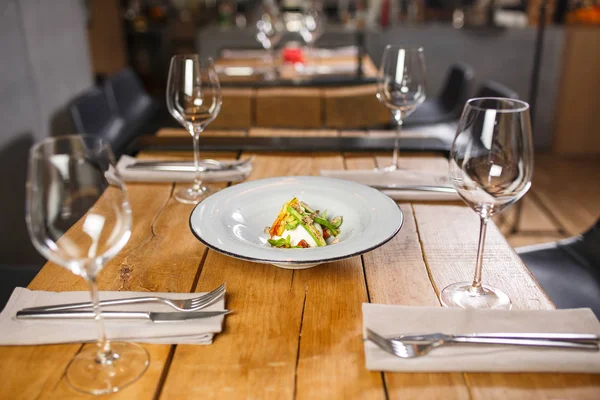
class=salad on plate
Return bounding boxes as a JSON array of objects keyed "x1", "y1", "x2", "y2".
[{"x1": 267, "y1": 197, "x2": 343, "y2": 249}]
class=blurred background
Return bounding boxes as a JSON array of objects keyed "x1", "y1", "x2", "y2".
[{"x1": 0, "y1": 0, "x2": 599, "y2": 276}]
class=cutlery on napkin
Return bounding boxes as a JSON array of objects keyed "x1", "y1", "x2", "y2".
[
  {"x1": 320, "y1": 170, "x2": 460, "y2": 201},
  {"x1": 362, "y1": 303, "x2": 600, "y2": 373},
  {"x1": 0, "y1": 288, "x2": 228, "y2": 345},
  {"x1": 116, "y1": 155, "x2": 252, "y2": 183}
]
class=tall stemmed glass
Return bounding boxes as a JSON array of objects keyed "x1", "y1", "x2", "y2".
[
  {"x1": 377, "y1": 46, "x2": 426, "y2": 171},
  {"x1": 167, "y1": 54, "x2": 222, "y2": 204},
  {"x1": 443, "y1": 98, "x2": 534, "y2": 309},
  {"x1": 26, "y1": 135, "x2": 148, "y2": 395},
  {"x1": 300, "y1": 4, "x2": 325, "y2": 58},
  {"x1": 255, "y1": 1, "x2": 284, "y2": 78}
]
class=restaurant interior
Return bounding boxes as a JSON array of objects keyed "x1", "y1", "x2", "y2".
[{"x1": 1, "y1": 0, "x2": 599, "y2": 398}]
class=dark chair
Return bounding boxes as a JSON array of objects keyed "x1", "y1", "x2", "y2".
[
  {"x1": 69, "y1": 87, "x2": 129, "y2": 156},
  {"x1": 104, "y1": 68, "x2": 158, "y2": 124},
  {"x1": 475, "y1": 80, "x2": 519, "y2": 99},
  {"x1": 0, "y1": 264, "x2": 41, "y2": 311},
  {"x1": 404, "y1": 63, "x2": 474, "y2": 127},
  {"x1": 516, "y1": 220, "x2": 600, "y2": 318},
  {"x1": 104, "y1": 67, "x2": 177, "y2": 135}
]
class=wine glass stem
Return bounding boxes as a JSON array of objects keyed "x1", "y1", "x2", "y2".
[
  {"x1": 392, "y1": 110, "x2": 403, "y2": 169},
  {"x1": 471, "y1": 217, "x2": 489, "y2": 292},
  {"x1": 87, "y1": 276, "x2": 113, "y2": 363},
  {"x1": 192, "y1": 128, "x2": 204, "y2": 192}
]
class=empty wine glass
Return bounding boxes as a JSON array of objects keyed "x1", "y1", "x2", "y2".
[
  {"x1": 167, "y1": 54, "x2": 222, "y2": 204},
  {"x1": 300, "y1": 4, "x2": 325, "y2": 56},
  {"x1": 443, "y1": 97, "x2": 534, "y2": 309},
  {"x1": 255, "y1": 0, "x2": 284, "y2": 78},
  {"x1": 377, "y1": 46, "x2": 426, "y2": 171},
  {"x1": 26, "y1": 135, "x2": 148, "y2": 395}
]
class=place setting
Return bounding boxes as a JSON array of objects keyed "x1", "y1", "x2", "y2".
[
  {"x1": 322, "y1": 45, "x2": 460, "y2": 202},
  {"x1": 115, "y1": 54, "x2": 254, "y2": 203}
]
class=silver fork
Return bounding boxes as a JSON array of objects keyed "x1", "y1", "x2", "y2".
[
  {"x1": 21, "y1": 283, "x2": 226, "y2": 313},
  {"x1": 365, "y1": 329, "x2": 599, "y2": 359}
]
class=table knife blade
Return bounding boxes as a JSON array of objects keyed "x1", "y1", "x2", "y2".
[{"x1": 16, "y1": 310, "x2": 231, "y2": 322}]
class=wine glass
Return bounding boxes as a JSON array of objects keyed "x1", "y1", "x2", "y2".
[
  {"x1": 300, "y1": 4, "x2": 325, "y2": 57},
  {"x1": 166, "y1": 54, "x2": 222, "y2": 204},
  {"x1": 443, "y1": 97, "x2": 534, "y2": 309},
  {"x1": 26, "y1": 135, "x2": 148, "y2": 395},
  {"x1": 376, "y1": 45, "x2": 427, "y2": 171},
  {"x1": 255, "y1": 1, "x2": 284, "y2": 78}
]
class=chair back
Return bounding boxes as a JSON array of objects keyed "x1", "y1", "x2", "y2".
[
  {"x1": 438, "y1": 63, "x2": 475, "y2": 114},
  {"x1": 475, "y1": 80, "x2": 519, "y2": 99},
  {"x1": 69, "y1": 87, "x2": 127, "y2": 155},
  {"x1": 104, "y1": 68, "x2": 149, "y2": 118},
  {"x1": 70, "y1": 87, "x2": 116, "y2": 136}
]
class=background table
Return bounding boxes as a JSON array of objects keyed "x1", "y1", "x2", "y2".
[
  {"x1": 210, "y1": 50, "x2": 390, "y2": 130},
  {"x1": 1, "y1": 128, "x2": 599, "y2": 399}
]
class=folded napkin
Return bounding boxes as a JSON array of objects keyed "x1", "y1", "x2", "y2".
[
  {"x1": 220, "y1": 49, "x2": 270, "y2": 60},
  {"x1": 116, "y1": 155, "x2": 252, "y2": 183},
  {"x1": 296, "y1": 62, "x2": 357, "y2": 77},
  {"x1": 0, "y1": 287, "x2": 227, "y2": 345},
  {"x1": 320, "y1": 170, "x2": 460, "y2": 201},
  {"x1": 363, "y1": 303, "x2": 600, "y2": 373},
  {"x1": 220, "y1": 46, "x2": 358, "y2": 60}
]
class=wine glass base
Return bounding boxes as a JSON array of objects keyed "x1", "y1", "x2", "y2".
[
  {"x1": 376, "y1": 164, "x2": 400, "y2": 172},
  {"x1": 66, "y1": 342, "x2": 149, "y2": 395},
  {"x1": 440, "y1": 282, "x2": 512, "y2": 309},
  {"x1": 175, "y1": 186, "x2": 213, "y2": 204}
]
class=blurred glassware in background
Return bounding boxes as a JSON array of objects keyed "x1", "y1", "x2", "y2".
[
  {"x1": 300, "y1": 1, "x2": 326, "y2": 55},
  {"x1": 256, "y1": 0, "x2": 285, "y2": 78}
]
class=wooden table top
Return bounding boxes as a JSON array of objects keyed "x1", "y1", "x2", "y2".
[
  {"x1": 2, "y1": 128, "x2": 599, "y2": 399},
  {"x1": 215, "y1": 49, "x2": 379, "y2": 83}
]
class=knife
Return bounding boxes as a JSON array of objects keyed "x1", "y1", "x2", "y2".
[
  {"x1": 125, "y1": 157, "x2": 253, "y2": 172},
  {"x1": 16, "y1": 310, "x2": 231, "y2": 322},
  {"x1": 368, "y1": 184, "x2": 457, "y2": 194}
]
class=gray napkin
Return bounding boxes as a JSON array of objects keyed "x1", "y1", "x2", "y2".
[
  {"x1": 320, "y1": 170, "x2": 460, "y2": 201},
  {"x1": 363, "y1": 303, "x2": 600, "y2": 373},
  {"x1": 0, "y1": 288, "x2": 227, "y2": 345},
  {"x1": 116, "y1": 155, "x2": 251, "y2": 183}
]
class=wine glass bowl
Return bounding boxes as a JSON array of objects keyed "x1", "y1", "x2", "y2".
[
  {"x1": 442, "y1": 97, "x2": 534, "y2": 309},
  {"x1": 377, "y1": 46, "x2": 427, "y2": 171},
  {"x1": 26, "y1": 135, "x2": 148, "y2": 395},
  {"x1": 167, "y1": 55, "x2": 222, "y2": 204}
]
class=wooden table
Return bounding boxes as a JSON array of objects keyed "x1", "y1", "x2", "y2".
[
  {"x1": 2, "y1": 128, "x2": 599, "y2": 399},
  {"x1": 211, "y1": 50, "x2": 390, "y2": 129}
]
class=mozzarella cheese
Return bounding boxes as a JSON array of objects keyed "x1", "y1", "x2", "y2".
[{"x1": 272, "y1": 223, "x2": 323, "y2": 248}]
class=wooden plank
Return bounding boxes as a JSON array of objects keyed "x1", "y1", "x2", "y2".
[
  {"x1": 293, "y1": 258, "x2": 384, "y2": 400},
  {"x1": 210, "y1": 88, "x2": 255, "y2": 129},
  {"x1": 348, "y1": 151, "x2": 469, "y2": 400},
  {"x1": 323, "y1": 84, "x2": 390, "y2": 129},
  {"x1": 255, "y1": 88, "x2": 322, "y2": 128}
]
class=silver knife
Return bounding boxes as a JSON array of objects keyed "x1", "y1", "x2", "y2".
[
  {"x1": 368, "y1": 184, "x2": 457, "y2": 194},
  {"x1": 16, "y1": 310, "x2": 231, "y2": 322},
  {"x1": 126, "y1": 157, "x2": 253, "y2": 172},
  {"x1": 393, "y1": 332, "x2": 600, "y2": 343}
]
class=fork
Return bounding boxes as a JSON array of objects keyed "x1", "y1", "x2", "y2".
[
  {"x1": 365, "y1": 329, "x2": 599, "y2": 359},
  {"x1": 21, "y1": 283, "x2": 226, "y2": 313}
]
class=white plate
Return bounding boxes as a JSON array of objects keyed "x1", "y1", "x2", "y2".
[{"x1": 189, "y1": 176, "x2": 404, "y2": 269}]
